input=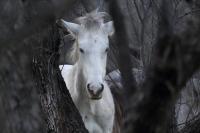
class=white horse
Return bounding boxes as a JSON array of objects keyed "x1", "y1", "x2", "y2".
[{"x1": 59, "y1": 11, "x2": 116, "y2": 133}]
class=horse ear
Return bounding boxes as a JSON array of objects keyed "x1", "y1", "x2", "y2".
[
  {"x1": 61, "y1": 19, "x2": 80, "y2": 36},
  {"x1": 103, "y1": 21, "x2": 115, "y2": 36}
]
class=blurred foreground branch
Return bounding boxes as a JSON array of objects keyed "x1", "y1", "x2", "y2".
[
  {"x1": 108, "y1": 0, "x2": 200, "y2": 133},
  {"x1": 0, "y1": 0, "x2": 75, "y2": 45}
]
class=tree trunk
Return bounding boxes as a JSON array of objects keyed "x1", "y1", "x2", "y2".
[{"x1": 32, "y1": 25, "x2": 88, "y2": 133}]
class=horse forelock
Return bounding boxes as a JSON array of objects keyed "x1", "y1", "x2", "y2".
[
  {"x1": 68, "y1": 11, "x2": 109, "y2": 62},
  {"x1": 68, "y1": 11, "x2": 108, "y2": 63},
  {"x1": 76, "y1": 11, "x2": 108, "y2": 30}
]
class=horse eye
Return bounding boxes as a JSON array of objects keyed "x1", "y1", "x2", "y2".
[{"x1": 79, "y1": 48, "x2": 84, "y2": 53}]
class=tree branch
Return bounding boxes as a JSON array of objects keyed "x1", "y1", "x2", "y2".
[
  {"x1": 0, "y1": 0, "x2": 75, "y2": 45},
  {"x1": 180, "y1": 114, "x2": 200, "y2": 133}
]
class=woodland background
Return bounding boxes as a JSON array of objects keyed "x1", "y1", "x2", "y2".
[{"x1": 0, "y1": 0, "x2": 200, "y2": 133}]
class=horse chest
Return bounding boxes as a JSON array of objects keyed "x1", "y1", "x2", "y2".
[
  {"x1": 59, "y1": 65, "x2": 115, "y2": 132},
  {"x1": 81, "y1": 112, "x2": 103, "y2": 133},
  {"x1": 77, "y1": 100, "x2": 114, "y2": 133}
]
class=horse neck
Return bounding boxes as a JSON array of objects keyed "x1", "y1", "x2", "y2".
[{"x1": 71, "y1": 62, "x2": 89, "y2": 103}]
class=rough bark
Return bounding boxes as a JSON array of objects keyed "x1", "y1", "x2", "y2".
[
  {"x1": 32, "y1": 25, "x2": 88, "y2": 133},
  {"x1": 0, "y1": 0, "x2": 88, "y2": 132}
]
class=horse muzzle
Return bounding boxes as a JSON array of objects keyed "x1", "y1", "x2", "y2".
[{"x1": 87, "y1": 83, "x2": 104, "y2": 100}]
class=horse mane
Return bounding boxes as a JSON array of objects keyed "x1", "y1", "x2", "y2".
[{"x1": 76, "y1": 10, "x2": 108, "y2": 30}]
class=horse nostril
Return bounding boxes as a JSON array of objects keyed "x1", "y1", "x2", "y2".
[
  {"x1": 87, "y1": 84, "x2": 94, "y2": 94},
  {"x1": 101, "y1": 84, "x2": 104, "y2": 90},
  {"x1": 100, "y1": 84, "x2": 104, "y2": 92},
  {"x1": 87, "y1": 83, "x2": 90, "y2": 89},
  {"x1": 87, "y1": 83, "x2": 104, "y2": 96}
]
